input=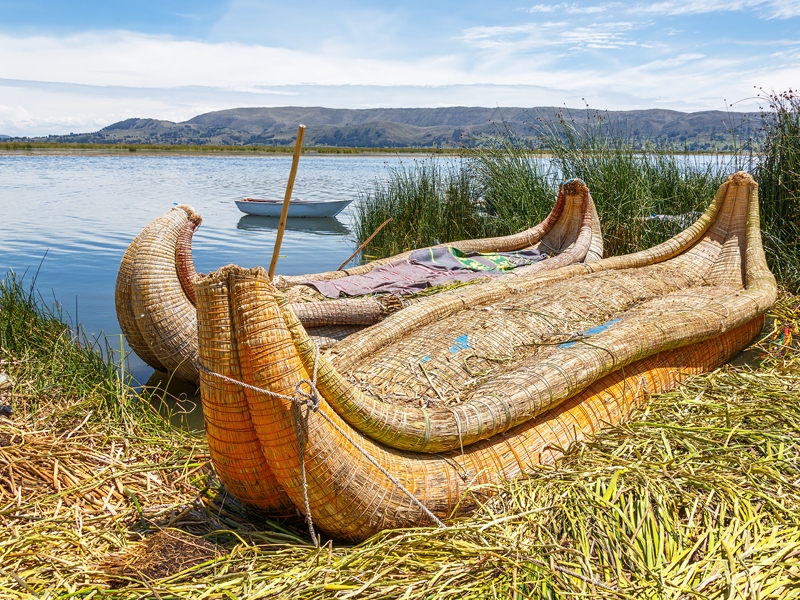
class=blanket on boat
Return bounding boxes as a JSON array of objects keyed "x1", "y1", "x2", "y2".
[{"x1": 307, "y1": 246, "x2": 547, "y2": 298}]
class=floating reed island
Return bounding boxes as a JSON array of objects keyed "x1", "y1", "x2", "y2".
[
  {"x1": 115, "y1": 179, "x2": 602, "y2": 384},
  {"x1": 194, "y1": 172, "x2": 775, "y2": 542}
]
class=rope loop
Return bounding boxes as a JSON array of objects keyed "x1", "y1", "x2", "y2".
[{"x1": 295, "y1": 379, "x2": 321, "y2": 411}]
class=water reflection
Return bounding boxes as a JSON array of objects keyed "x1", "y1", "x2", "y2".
[
  {"x1": 236, "y1": 215, "x2": 351, "y2": 235},
  {"x1": 142, "y1": 370, "x2": 204, "y2": 431}
]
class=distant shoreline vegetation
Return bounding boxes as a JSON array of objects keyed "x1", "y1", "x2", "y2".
[
  {"x1": 0, "y1": 141, "x2": 745, "y2": 156},
  {"x1": 0, "y1": 141, "x2": 463, "y2": 155}
]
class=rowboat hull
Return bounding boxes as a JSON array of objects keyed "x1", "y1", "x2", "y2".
[
  {"x1": 194, "y1": 172, "x2": 776, "y2": 541},
  {"x1": 234, "y1": 198, "x2": 352, "y2": 218}
]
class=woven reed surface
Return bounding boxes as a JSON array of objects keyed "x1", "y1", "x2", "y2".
[
  {"x1": 276, "y1": 180, "x2": 602, "y2": 287},
  {"x1": 195, "y1": 268, "x2": 292, "y2": 512},
  {"x1": 306, "y1": 324, "x2": 367, "y2": 349},
  {"x1": 307, "y1": 173, "x2": 775, "y2": 453},
  {"x1": 121, "y1": 206, "x2": 202, "y2": 384},
  {"x1": 195, "y1": 263, "x2": 763, "y2": 541},
  {"x1": 290, "y1": 297, "x2": 388, "y2": 327},
  {"x1": 326, "y1": 181, "x2": 733, "y2": 371},
  {"x1": 115, "y1": 205, "x2": 202, "y2": 379},
  {"x1": 116, "y1": 215, "x2": 170, "y2": 373},
  {"x1": 175, "y1": 218, "x2": 201, "y2": 305}
]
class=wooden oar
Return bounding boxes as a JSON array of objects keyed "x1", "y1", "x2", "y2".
[
  {"x1": 337, "y1": 218, "x2": 393, "y2": 271},
  {"x1": 268, "y1": 124, "x2": 306, "y2": 281}
]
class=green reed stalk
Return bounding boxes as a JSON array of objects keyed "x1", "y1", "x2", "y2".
[
  {"x1": 532, "y1": 108, "x2": 734, "y2": 257},
  {"x1": 0, "y1": 271, "x2": 181, "y2": 435},
  {"x1": 354, "y1": 160, "x2": 481, "y2": 258},
  {"x1": 757, "y1": 90, "x2": 800, "y2": 292},
  {"x1": 468, "y1": 125, "x2": 554, "y2": 235}
]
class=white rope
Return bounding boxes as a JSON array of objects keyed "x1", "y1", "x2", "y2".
[{"x1": 196, "y1": 354, "x2": 446, "y2": 537}]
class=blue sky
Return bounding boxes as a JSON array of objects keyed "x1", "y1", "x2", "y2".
[{"x1": 1, "y1": 0, "x2": 798, "y2": 135}]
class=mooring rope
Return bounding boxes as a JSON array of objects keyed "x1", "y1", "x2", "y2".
[{"x1": 196, "y1": 351, "x2": 446, "y2": 544}]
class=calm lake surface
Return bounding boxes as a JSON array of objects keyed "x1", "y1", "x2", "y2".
[{"x1": 0, "y1": 153, "x2": 413, "y2": 389}]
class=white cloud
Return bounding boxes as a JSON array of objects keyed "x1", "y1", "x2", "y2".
[
  {"x1": 0, "y1": 103, "x2": 36, "y2": 130},
  {"x1": 768, "y1": 1, "x2": 800, "y2": 17},
  {"x1": 461, "y1": 21, "x2": 640, "y2": 51},
  {"x1": 527, "y1": 3, "x2": 562, "y2": 12},
  {"x1": 526, "y1": 3, "x2": 622, "y2": 13},
  {"x1": 0, "y1": 32, "x2": 469, "y2": 89},
  {"x1": 630, "y1": 0, "x2": 800, "y2": 17},
  {"x1": 0, "y1": 22, "x2": 793, "y2": 137}
]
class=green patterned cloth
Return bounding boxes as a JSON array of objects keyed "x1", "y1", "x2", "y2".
[{"x1": 308, "y1": 246, "x2": 546, "y2": 298}]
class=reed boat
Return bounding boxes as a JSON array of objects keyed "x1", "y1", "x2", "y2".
[
  {"x1": 115, "y1": 180, "x2": 602, "y2": 384},
  {"x1": 194, "y1": 172, "x2": 775, "y2": 542}
]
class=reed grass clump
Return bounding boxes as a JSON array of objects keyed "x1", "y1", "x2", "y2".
[
  {"x1": 468, "y1": 129, "x2": 554, "y2": 234},
  {"x1": 535, "y1": 111, "x2": 736, "y2": 256},
  {"x1": 0, "y1": 272, "x2": 124, "y2": 425},
  {"x1": 758, "y1": 90, "x2": 800, "y2": 293},
  {"x1": 354, "y1": 111, "x2": 739, "y2": 263},
  {"x1": 354, "y1": 161, "x2": 482, "y2": 258},
  {"x1": 2, "y1": 272, "x2": 800, "y2": 598}
]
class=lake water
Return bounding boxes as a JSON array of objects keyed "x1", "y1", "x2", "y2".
[{"x1": 0, "y1": 152, "x2": 413, "y2": 391}]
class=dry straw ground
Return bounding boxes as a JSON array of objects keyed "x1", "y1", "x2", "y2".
[{"x1": 1, "y1": 270, "x2": 800, "y2": 598}]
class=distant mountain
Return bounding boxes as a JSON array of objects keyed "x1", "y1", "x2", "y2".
[
  {"x1": 26, "y1": 106, "x2": 762, "y2": 150},
  {"x1": 0, "y1": 134, "x2": 11, "y2": 139}
]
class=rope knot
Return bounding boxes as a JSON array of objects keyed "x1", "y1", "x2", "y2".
[{"x1": 295, "y1": 379, "x2": 321, "y2": 411}]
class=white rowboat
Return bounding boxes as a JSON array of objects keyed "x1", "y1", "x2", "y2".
[{"x1": 235, "y1": 197, "x2": 352, "y2": 218}]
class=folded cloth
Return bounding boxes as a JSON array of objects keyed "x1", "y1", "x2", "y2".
[{"x1": 307, "y1": 246, "x2": 547, "y2": 298}]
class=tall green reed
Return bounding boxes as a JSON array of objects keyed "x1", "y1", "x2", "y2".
[
  {"x1": 758, "y1": 89, "x2": 800, "y2": 292},
  {"x1": 533, "y1": 109, "x2": 732, "y2": 256},
  {"x1": 469, "y1": 126, "x2": 554, "y2": 235},
  {"x1": 354, "y1": 161, "x2": 481, "y2": 258},
  {"x1": 0, "y1": 272, "x2": 119, "y2": 419},
  {"x1": 355, "y1": 115, "x2": 733, "y2": 261},
  {"x1": 0, "y1": 271, "x2": 173, "y2": 433}
]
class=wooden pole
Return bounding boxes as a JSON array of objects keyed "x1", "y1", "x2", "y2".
[
  {"x1": 268, "y1": 124, "x2": 306, "y2": 281},
  {"x1": 337, "y1": 218, "x2": 392, "y2": 271}
]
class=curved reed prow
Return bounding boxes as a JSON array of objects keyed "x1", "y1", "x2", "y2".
[{"x1": 115, "y1": 205, "x2": 201, "y2": 383}]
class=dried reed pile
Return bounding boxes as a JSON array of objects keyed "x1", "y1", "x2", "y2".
[{"x1": 2, "y1": 270, "x2": 799, "y2": 598}]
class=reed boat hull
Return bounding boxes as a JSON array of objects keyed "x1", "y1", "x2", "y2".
[
  {"x1": 194, "y1": 172, "x2": 776, "y2": 541},
  {"x1": 116, "y1": 180, "x2": 603, "y2": 384}
]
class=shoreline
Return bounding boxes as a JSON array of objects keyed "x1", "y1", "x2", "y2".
[
  {"x1": 0, "y1": 142, "x2": 739, "y2": 158},
  {"x1": 0, "y1": 148, "x2": 455, "y2": 158},
  {"x1": 0, "y1": 142, "x2": 465, "y2": 158}
]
